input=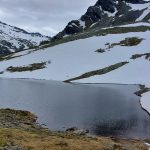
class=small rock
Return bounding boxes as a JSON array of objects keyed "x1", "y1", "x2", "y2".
[{"x1": 66, "y1": 127, "x2": 78, "y2": 132}]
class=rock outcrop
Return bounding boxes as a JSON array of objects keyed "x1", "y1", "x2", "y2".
[{"x1": 53, "y1": 0, "x2": 150, "y2": 40}]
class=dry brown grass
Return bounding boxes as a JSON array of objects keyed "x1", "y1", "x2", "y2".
[
  {"x1": 0, "y1": 128, "x2": 148, "y2": 150},
  {"x1": 0, "y1": 109, "x2": 148, "y2": 150}
]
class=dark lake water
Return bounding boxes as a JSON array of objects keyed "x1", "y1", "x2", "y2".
[{"x1": 0, "y1": 78, "x2": 150, "y2": 138}]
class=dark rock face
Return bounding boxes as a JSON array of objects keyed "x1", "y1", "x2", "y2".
[
  {"x1": 81, "y1": 6, "x2": 103, "y2": 26},
  {"x1": 65, "y1": 20, "x2": 83, "y2": 35},
  {"x1": 124, "y1": 0, "x2": 147, "y2": 3},
  {"x1": 95, "y1": 0, "x2": 116, "y2": 13},
  {"x1": 53, "y1": 0, "x2": 150, "y2": 40}
]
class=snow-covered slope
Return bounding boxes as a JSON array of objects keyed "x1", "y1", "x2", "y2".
[
  {"x1": 0, "y1": 23, "x2": 149, "y2": 83},
  {"x1": 0, "y1": 21, "x2": 50, "y2": 55},
  {"x1": 0, "y1": 22, "x2": 150, "y2": 113}
]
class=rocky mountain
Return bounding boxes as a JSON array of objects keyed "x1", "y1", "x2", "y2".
[
  {"x1": 0, "y1": 21, "x2": 50, "y2": 55},
  {"x1": 53, "y1": 0, "x2": 150, "y2": 40}
]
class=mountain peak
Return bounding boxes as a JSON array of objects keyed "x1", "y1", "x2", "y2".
[
  {"x1": 53, "y1": 0, "x2": 150, "y2": 40},
  {"x1": 0, "y1": 21, "x2": 50, "y2": 55}
]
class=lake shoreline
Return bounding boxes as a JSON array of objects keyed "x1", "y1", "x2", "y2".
[
  {"x1": 0, "y1": 108, "x2": 149, "y2": 150},
  {"x1": 0, "y1": 78, "x2": 150, "y2": 139},
  {"x1": 0, "y1": 76, "x2": 141, "y2": 85}
]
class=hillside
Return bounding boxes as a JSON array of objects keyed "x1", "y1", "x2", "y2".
[
  {"x1": 0, "y1": 22, "x2": 149, "y2": 82},
  {"x1": 0, "y1": 21, "x2": 50, "y2": 55},
  {"x1": 0, "y1": 0, "x2": 150, "y2": 116},
  {"x1": 0, "y1": 109, "x2": 148, "y2": 150}
]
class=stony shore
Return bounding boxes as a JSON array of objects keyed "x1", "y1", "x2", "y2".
[{"x1": 0, "y1": 108, "x2": 149, "y2": 150}]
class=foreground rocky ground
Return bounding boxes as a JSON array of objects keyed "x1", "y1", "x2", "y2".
[{"x1": 0, "y1": 109, "x2": 149, "y2": 150}]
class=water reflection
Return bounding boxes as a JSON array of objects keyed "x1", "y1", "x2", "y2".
[{"x1": 0, "y1": 78, "x2": 149, "y2": 138}]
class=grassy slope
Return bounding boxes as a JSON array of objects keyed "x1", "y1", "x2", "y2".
[{"x1": 0, "y1": 109, "x2": 148, "y2": 150}]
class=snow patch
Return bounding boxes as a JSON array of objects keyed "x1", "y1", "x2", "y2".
[
  {"x1": 141, "y1": 91, "x2": 150, "y2": 114},
  {"x1": 127, "y1": 2, "x2": 150, "y2": 11},
  {"x1": 145, "y1": 143, "x2": 150, "y2": 150},
  {"x1": 136, "y1": 5, "x2": 150, "y2": 21},
  {"x1": 104, "y1": 7, "x2": 117, "y2": 17},
  {"x1": 79, "y1": 20, "x2": 86, "y2": 28}
]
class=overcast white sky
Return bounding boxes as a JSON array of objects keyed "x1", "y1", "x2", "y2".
[{"x1": 0, "y1": 0, "x2": 97, "y2": 36}]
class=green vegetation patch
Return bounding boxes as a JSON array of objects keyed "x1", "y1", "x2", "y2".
[
  {"x1": 6, "y1": 62, "x2": 47, "y2": 72},
  {"x1": 39, "y1": 40, "x2": 51, "y2": 46},
  {"x1": 95, "y1": 37, "x2": 143, "y2": 54},
  {"x1": 131, "y1": 53, "x2": 150, "y2": 60},
  {"x1": 54, "y1": 26, "x2": 149, "y2": 46},
  {"x1": 65, "y1": 61, "x2": 129, "y2": 82},
  {"x1": 122, "y1": 37, "x2": 143, "y2": 46},
  {"x1": 108, "y1": 37, "x2": 143, "y2": 49},
  {"x1": 0, "y1": 54, "x2": 23, "y2": 62}
]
